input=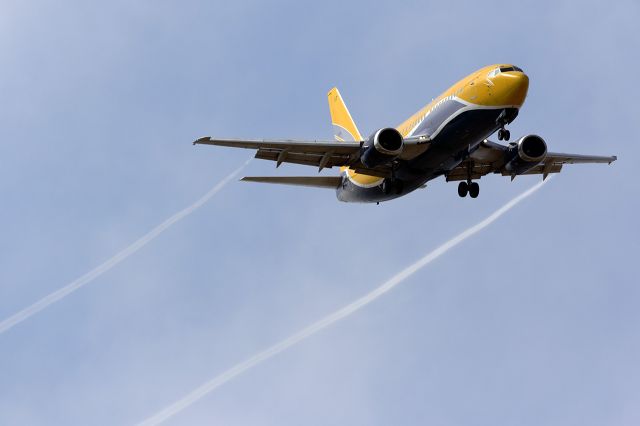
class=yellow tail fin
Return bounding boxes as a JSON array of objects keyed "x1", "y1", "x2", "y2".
[{"x1": 327, "y1": 88, "x2": 363, "y2": 142}]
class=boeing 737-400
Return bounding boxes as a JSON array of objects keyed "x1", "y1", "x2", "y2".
[{"x1": 194, "y1": 64, "x2": 616, "y2": 203}]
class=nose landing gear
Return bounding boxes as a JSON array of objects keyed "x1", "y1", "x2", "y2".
[
  {"x1": 497, "y1": 128, "x2": 511, "y2": 141},
  {"x1": 457, "y1": 181, "x2": 480, "y2": 198},
  {"x1": 496, "y1": 109, "x2": 514, "y2": 141}
]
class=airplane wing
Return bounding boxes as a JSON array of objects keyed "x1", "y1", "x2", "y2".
[
  {"x1": 541, "y1": 152, "x2": 618, "y2": 164},
  {"x1": 194, "y1": 137, "x2": 360, "y2": 171},
  {"x1": 445, "y1": 140, "x2": 617, "y2": 181},
  {"x1": 194, "y1": 136, "x2": 429, "y2": 178}
]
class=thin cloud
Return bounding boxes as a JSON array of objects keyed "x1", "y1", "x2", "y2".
[{"x1": 0, "y1": 159, "x2": 251, "y2": 335}]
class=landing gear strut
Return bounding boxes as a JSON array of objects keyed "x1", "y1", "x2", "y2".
[
  {"x1": 457, "y1": 181, "x2": 480, "y2": 198},
  {"x1": 382, "y1": 178, "x2": 403, "y2": 195},
  {"x1": 496, "y1": 110, "x2": 512, "y2": 141}
]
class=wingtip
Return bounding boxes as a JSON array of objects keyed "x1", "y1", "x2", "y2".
[{"x1": 193, "y1": 136, "x2": 210, "y2": 146}]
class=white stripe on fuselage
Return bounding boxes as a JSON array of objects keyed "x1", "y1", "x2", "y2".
[{"x1": 406, "y1": 97, "x2": 520, "y2": 139}]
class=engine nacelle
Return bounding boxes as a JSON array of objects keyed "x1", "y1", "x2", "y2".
[
  {"x1": 360, "y1": 128, "x2": 404, "y2": 168},
  {"x1": 504, "y1": 134, "x2": 547, "y2": 175}
]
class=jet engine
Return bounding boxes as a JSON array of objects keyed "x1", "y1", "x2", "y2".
[
  {"x1": 360, "y1": 128, "x2": 404, "y2": 168},
  {"x1": 504, "y1": 134, "x2": 547, "y2": 175}
]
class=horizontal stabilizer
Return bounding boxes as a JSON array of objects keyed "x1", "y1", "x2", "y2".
[{"x1": 241, "y1": 176, "x2": 342, "y2": 189}]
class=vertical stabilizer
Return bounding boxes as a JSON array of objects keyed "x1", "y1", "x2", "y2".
[{"x1": 327, "y1": 88, "x2": 363, "y2": 142}]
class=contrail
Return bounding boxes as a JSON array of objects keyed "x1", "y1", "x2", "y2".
[
  {"x1": 137, "y1": 177, "x2": 551, "y2": 426},
  {"x1": 0, "y1": 159, "x2": 251, "y2": 335}
]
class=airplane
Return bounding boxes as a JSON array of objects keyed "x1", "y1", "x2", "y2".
[{"x1": 194, "y1": 64, "x2": 616, "y2": 203}]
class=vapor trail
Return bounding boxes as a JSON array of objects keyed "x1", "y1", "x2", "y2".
[
  {"x1": 0, "y1": 159, "x2": 251, "y2": 335},
  {"x1": 137, "y1": 178, "x2": 551, "y2": 426}
]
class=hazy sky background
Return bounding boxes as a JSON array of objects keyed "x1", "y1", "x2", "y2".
[{"x1": 1, "y1": 0, "x2": 638, "y2": 424}]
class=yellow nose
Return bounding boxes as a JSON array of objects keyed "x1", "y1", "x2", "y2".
[{"x1": 498, "y1": 72, "x2": 529, "y2": 107}]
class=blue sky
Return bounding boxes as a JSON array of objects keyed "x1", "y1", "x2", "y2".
[{"x1": 1, "y1": 0, "x2": 638, "y2": 424}]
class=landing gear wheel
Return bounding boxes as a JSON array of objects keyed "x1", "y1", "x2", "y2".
[
  {"x1": 468, "y1": 182, "x2": 480, "y2": 198},
  {"x1": 457, "y1": 181, "x2": 469, "y2": 197},
  {"x1": 497, "y1": 128, "x2": 511, "y2": 141}
]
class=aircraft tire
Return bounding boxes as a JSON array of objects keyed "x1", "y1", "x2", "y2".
[
  {"x1": 469, "y1": 182, "x2": 480, "y2": 198},
  {"x1": 458, "y1": 181, "x2": 468, "y2": 197}
]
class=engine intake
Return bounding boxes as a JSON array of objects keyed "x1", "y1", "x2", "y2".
[
  {"x1": 361, "y1": 128, "x2": 404, "y2": 168},
  {"x1": 504, "y1": 134, "x2": 547, "y2": 175}
]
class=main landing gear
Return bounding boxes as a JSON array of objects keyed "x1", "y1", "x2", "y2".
[
  {"x1": 496, "y1": 109, "x2": 513, "y2": 141},
  {"x1": 458, "y1": 181, "x2": 479, "y2": 198},
  {"x1": 382, "y1": 178, "x2": 404, "y2": 195}
]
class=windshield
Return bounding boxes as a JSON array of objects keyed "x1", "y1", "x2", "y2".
[
  {"x1": 500, "y1": 65, "x2": 523, "y2": 72},
  {"x1": 489, "y1": 65, "x2": 524, "y2": 78}
]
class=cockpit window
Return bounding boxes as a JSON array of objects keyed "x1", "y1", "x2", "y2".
[
  {"x1": 500, "y1": 66, "x2": 524, "y2": 73},
  {"x1": 489, "y1": 65, "x2": 524, "y2": 78}
]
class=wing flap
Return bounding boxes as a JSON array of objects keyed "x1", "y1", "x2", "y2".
[
  {"x1": 254, "y1": 148, "x2": 353, "y2": 170},
  {"x1": 445, "y1": 163, "x2": 496, "y2": 181},
  {"x1": 500, "y1": 163, "x2": 563, "y2": 177}
]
